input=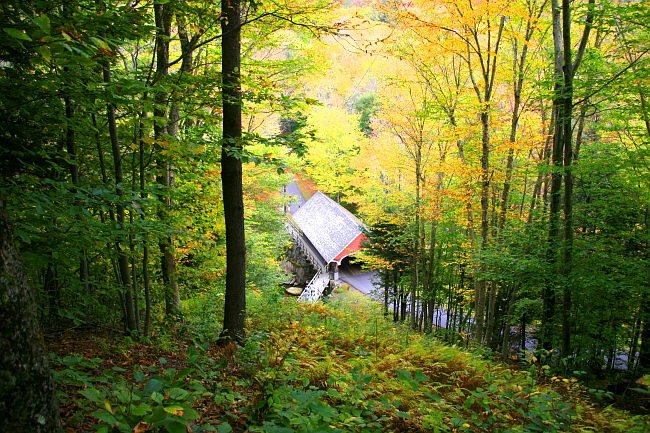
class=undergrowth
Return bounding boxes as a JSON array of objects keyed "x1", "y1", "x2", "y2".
[{"x1": 50, "y1": 289, "x2": 649, "y2": 433}]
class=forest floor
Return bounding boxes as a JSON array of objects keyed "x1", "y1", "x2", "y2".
[{"x1": 46, "y1": 288, "x2": 650, "y2": 433}]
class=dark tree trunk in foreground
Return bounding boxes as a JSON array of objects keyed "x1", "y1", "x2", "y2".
[
  {"x1": 0, "y1": 200, "x2": 63, "y2": 433},
  {"x1": 220, "y1": 0, "x2": 246, "y2": 343}
]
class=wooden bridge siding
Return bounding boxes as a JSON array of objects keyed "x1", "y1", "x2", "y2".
[{"x1": 285, "y1": 220, "x2": 329, "y2": 302}]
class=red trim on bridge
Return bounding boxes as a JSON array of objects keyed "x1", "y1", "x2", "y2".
[{"x1": 333, "y1": 233, "x2": 367, "y2": 263}]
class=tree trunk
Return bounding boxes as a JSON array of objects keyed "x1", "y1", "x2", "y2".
[
  {"x1": 638, "y1": 294, "x2": 650, "y2": 373},
  {"x1": 138, "y1": 105, "x2": 152, "y2": 336},
  {"x1": 558, "y1": 0, "x2": 575, "y2": 361},
  {"x1": 484, "y1": 280, "x2": 498, "y2": 347},
  {"x1": 383, "y1": 269, "x2": 390, "y2": 317},
  {"x1": 501, "y1": 285, "x2": 518, "y2": 359},
  {"x1": 548, "y1": 0, "x2": 594, "y2": 357},
  {"x1": 410, "y1": 147, "x2": 421, "y2": 329},
  {"x1": 103, "y1": 57, "x2": 137, "y2": 334},
  {"x1": 0, "y1": 199, "x2": 63, "y2": 433},
  {"x1": 474, "y1": 110, "x2": 491, "y2": 344},
  {"x1": 154, "y1": 4, "x2": 182, "y2": 317},
  {"x1": 64, "y1": 96, "x2": 91, "y2": 311},
  {"x1": 464, "y1": 16, "x2": 506, "y2": 344},
  {"x1": 220, "y1": 0, "x2": 247, "y2": 344}
]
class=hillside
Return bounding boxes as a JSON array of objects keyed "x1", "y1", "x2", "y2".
[{"x1": 49, "y1": 288, "x2": 649, "y2": 433}]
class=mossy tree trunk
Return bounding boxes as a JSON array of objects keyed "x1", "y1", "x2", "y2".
[{"x1": 0, "y1": 199, "x2": 62, "y2": 433}]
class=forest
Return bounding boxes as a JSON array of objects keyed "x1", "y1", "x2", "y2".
[{"x1": 1, "y1": 0, "x2": 650, "y2": 431}]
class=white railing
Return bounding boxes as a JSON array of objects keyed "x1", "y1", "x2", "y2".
[
  {"x1": 299, "y1": 272, "x2": 329, "y2": 302},
  {"x1": 285, "y1": 218, "x2": 329, "y2": 302}
]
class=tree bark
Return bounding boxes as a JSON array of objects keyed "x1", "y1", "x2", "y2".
[
  {"x1": 639, "y1": 294, "x2": 650, "y2": 372},
  {"x1": 220, "y1": 0, "x2": 247, "y2": 344},
  {"x1": 103, "y1": 57, "x2": 137, "y2": 334},
  {"x1": 64, "y1": 96, "x2": 91, "y2": 307},
  {"x1": 547, "y1": 0, "x2": 594, "y2": 356},
  {"x1": 410, "y1": 146, "x2": 421, "y2": 329},
  {"x1": 465, "y1": 16, "x2": 506, "y2": 344},
  {"x1": 154, "y1": 4, "x2": 182, "y2": 317},
  {"x1": 137, "y1": 104, "x2": 152, "y2": 336},
  {"x1": 0, "y1": 199, "x2": 63, "y2": 433}
]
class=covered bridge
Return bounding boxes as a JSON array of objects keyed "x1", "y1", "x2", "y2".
[{"x1": 289, "y1": 191, "x2": 368, "y2": 300}]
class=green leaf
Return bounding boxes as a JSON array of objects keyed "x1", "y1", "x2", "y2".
[
  {"x1": 114, "y1": 390, "x2": 131, "y2": 404},
  {"x1": 178, "y1": 368, "x2": 194, "y2": 379},
  {"x1": 89, "y1": 36, "x2": 109, "y2": 49},
  {"x1": 217, "y1": 422, "x2": 233, "y2": 433},
  {"x1": 163, "y1": 405, "x2": 184, "y2": 414},
  {"x1": 131, "y1": 404, "x2": 152, "y2": 416},
  {"x1": 151, "y1": 391, "x2": 164, "y2": 404},
  {"x1": 33, "y1": 15, "x2": 50, "y2": 34},
  {"x1": 79, "y1": 388, "x2": 101, "y2": 403},
  {"x1": 395, "y1": 369, "x2": 412, "y2": 383},
  {"x1": 39, "y1": 46, "x2": 51, "y2": 62},
  {"x1": 327, "y1": 388, "x2": 341, "y2": 398},
  {"x1": 449, "y1": 418, "x2": 463, "y2": 428},
  {"x1": 395, "y1": 411, "x2": 411, "y2": 419},
  {"x1": 630, "y1": 387, "x2": 650, "y2": 395},
  {"x1": 165, "y1": 421, "x2": 186, "y2": 433},
  {"x1": 144, "y1": 378, "x2": 164, "y2": 394},
  {"x1": 168, "y1": 388, "x2": 189, "y2": 400},
  {"x1": 15, "y1": 230, "x2": 31, "y2": 244},
  {"x1": 146, "y1": 406, "x2": 167, "y2": 424},
  {"x1": 182, "y1": 408, "x2": 199, "y2": 420},
  {"x1": 92, "y1": 410, "x2": 118, "y2": 425},
  {"x1": 3, "y1": 28, "x2": 32, "y2": 41},
  {"x1": 414, "y1": 370, "x2": 429, "y2": 383},
  {"x1": 133, "y1": 368, "x2": 145, "y2": 383}
]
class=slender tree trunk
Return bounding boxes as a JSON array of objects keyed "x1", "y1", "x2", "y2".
[
  {"x1": 0, "y1": 200, "x2": 63, "y2": 433},
  {"x1": 153, "y1": 4, "x2": 181, "y2": 317},
  {"x1": 129, "y1": 211, "x2": 140, "y2": 331},
  {"x1": 549, "y1": 0, "x2": 594, "y2": 357},
  {"x1": 93, "y1": 113, "x2": 123, "y2": 314},
  {"x1": 103, "y1": 57, "x2": 137, "y2": 334},
  {"x1": 393, "y1": 275, "x2": 399, "y2": 322},
  {"x1": 528, "y1": 120, "x2": 553, "y2": 225},
  {"x1": 64, "y1": 96, "x2": 90, "y2": 312},
  {"x1": 501, "y1": 285, "x2": 518, "y2": 359},
  {"x1": 424, "y1": 221, "x2": 438, "y2": 332},
  {"x1": 638, "y1": 294, "x2": 650, "y2": 372},
  {"x1": 410, "y1": 149, "x2": 421, "y2": 329},
  {"x1": 543, "y1": 0, "x2": 566, "y2": 349},
  {"x1": 383, "y1": 269, "x2": 390, "y2": 317},
  {"x1": 559, "y1": 0, "x2": 575, "y2": 360},
  {"x1": 474, "y1": 111, "x2": 490, "y2": 344},
  {"x1": 628, "y1": 314, "x2": 641, "y2": 370},
  {"x1": 137, "y1": 104, "x2": 152, "y2": 336},
  {"x1": 220, "y1": 0, "x2": 247, "y2": 343},
  {"x1": 491, "y1": 10, "x2": 542, "y2": 349},
  {"x1": 457, "y1": 139, "x2": 485, "y2": 342},
  {"x1": 484, "y1": 280, "x2": 498, "y2": 346},
  {"x1": 465, "y1": 16, "x2": 505, "y2": 344}
]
